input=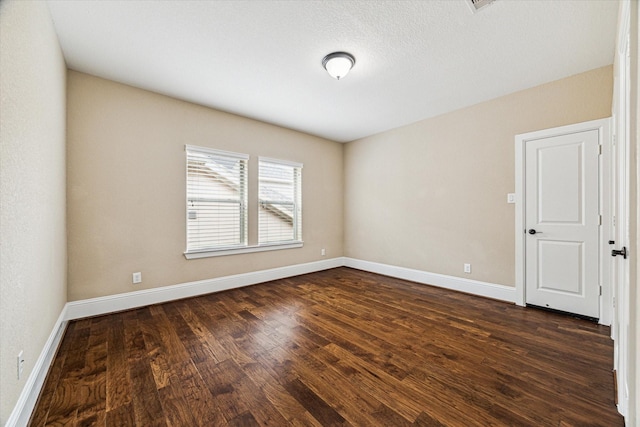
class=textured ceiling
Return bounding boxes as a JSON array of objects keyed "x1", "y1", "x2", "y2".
[{"x1": 46, "y1": 0, "x2": 619, "y2": 142}]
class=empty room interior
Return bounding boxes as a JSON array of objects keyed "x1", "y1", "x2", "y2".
[{"x1": 1, "y1": 0, "x2": 639, "y2": 426}]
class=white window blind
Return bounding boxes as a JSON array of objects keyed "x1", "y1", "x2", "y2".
[
  {"x1": 186, "y1": 146, "x2": 248, "y2": 252},
  {"x1": 258, "y1": 158, "x2": 302, "y2": 244}
]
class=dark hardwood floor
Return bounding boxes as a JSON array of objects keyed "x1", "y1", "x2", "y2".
[{"x1": 30, "y1": 267, "x2": 623, "y2": 426}]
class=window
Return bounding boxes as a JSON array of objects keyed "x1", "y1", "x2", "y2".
[
  {"x1": 185, "y1": 146, "x2": 248, "y2": 252},
  {"x1": 259, "y1": 158, "x2": 302, "y2": 244},
  {"x1": 184, "y1": 148, "x2": 303, "y2": 259}
]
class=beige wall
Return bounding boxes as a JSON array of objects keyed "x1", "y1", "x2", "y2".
[
  {"x1": 0, "y1": 0, "x2": 67, "y2": 423},
  {"x1": 344, "y1": 66, "x2": 613, "y2": 287},
  {"x1": 67, "y1": 71, "x2": 344, "y2": 301}
]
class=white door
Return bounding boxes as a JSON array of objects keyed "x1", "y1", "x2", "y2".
[{"x1": 524, "y1": 129, "x2": 600, "y2": 318}]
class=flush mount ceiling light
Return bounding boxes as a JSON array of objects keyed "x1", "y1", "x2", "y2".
[{"x1": 322, "y1": 52, "x2": 355, "y2": 80}]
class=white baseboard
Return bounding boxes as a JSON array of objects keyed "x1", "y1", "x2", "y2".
[
  {"x1": 343, "y1": 257, "x2": 516, "y2": 303},
  {"x1": 10, "y1": 256, "x2": 515, "y2": 426},
  {"x1": 5, "y1": 306, "x2": 68, "y2": 427},
  {"x1": 64, "y1": 257, "x2": 515, "y2": 321},
  {"x1": 65, "y1": 257, "x2": 343, "y2": 320}
]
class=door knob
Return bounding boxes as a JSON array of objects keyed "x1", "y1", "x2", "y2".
[
  {"x1": 528, "y1": 229, "x2": 542, "y2": 235},
  {"x1": 611, "y1": 247, "x2": 627, "y2": 259}
]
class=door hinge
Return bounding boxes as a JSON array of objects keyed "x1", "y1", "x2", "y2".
[
  {"x1": 599, "y1": 215, "x2": 602, "y2": 226},
  {"x1": 599, "y1": 286, "x2": 602, "y2": 296},
  {"x1": 599, "y1": 145, "x2": 603, "y2": 155}
]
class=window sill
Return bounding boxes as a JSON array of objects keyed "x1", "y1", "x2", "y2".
[{"x1": 184, "y1": 241, "x2": 303, "y2": 259}]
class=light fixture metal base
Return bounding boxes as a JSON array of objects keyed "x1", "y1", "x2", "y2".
[{"x1": 322, "y1": 51, "x2": 356, "y2": 80}]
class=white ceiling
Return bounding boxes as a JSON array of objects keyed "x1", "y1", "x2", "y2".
[{"x1": 46, "y1": 0, "x2": 619, "y2": 143}]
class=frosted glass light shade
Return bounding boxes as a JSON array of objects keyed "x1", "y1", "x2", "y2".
[{"x1": 322, "y1": 52, "x2": 355, "y2": 80}]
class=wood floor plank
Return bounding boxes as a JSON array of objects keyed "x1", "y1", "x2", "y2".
[
  {"x1": 241, "y1": 360, "x2": 324, "y2": 427},
  {"x1": 143, "y1": 304, "x2": 225, "y2": 427},
  {"x1": 283, "y1": 378, "x2": 349, "y2": 426},
  {"x1": 76, "y1": 319, "x2": 108, "y2": 421},
  {"x1": 124, "y1": 310, "x2": 166, "y2": 427},
  {"x1": 42, "y1": 321, "x2": 91, "y2": 427},
  {"x1": 105, "y1": 403, "x2": 135, "y2": 426},
  {"x1": 29, "y1": 267, "x2": 623, "y2": 426},
  {"x1": 227, "y1": 411, "x2": 260, "y2": 427},
  {"x1": 105, "y1": 314, "x2": 132, "y2": 412},
  {"x1": 156, "y1": 382, "x2": 199, "y2": 427},
  {"x1": 228, "y1": 367, "x2": 290, "y2": 426}
]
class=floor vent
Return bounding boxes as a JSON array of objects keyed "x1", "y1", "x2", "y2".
[{"x1": 466, "y1": 0, "x2": 496, "y2": 13}]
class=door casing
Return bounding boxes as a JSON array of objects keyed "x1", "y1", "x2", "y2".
[
  {"x1": 611, "y1": 0, "x2": 632, "y2": 417},
  {"x1": 515, "y1": 118, "x2": 612, "y2": 325}
]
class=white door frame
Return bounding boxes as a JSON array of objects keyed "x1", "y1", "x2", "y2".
[
  {"x1": 611, "y1": 0, "x2": 631, "y2": 418},
  {"x1": 515, "y1": 118, "x2": 612, "y2": 325}
]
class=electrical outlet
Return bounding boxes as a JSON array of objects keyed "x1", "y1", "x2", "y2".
[
  {"x1": 17, "y1": 351, "x2": 24, "y2": 380},
  {"x1": 464, "y1": 263, "x2": 472, "y2": 274},
  {"x1": 321, "y1": 248, "x2": 326, "y2": 256},
  {"x1": 132, "y1": 272, "x2": 142, "y2": 284}
]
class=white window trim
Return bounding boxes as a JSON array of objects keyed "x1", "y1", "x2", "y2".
[
  {"x1": 184, "y1": 241, "x2": 303, "y2": 259},
  {"x1": 185, "y1": 145, "x2": 249, "y2": 160},
  {"x1": 258, "y1": 156, "x2": 303, "y2": 169}
]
